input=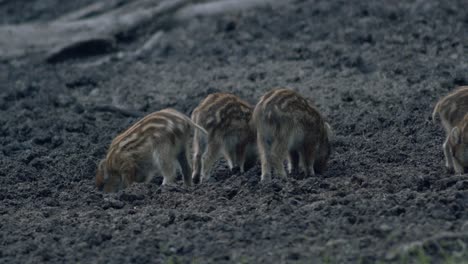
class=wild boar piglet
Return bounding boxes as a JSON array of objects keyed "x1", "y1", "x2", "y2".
[
  {"x1": 191, "y1": 93, "x2": 256, "y2": 183},
  {"x1": 433, "y1": 86, "x2": 468, "y2": 174},
  {"x1": 252, "y1": 88, "x2": 332, "y2": 182},
  {"x1": 96, "y1": 108, "x2": 207, "y2": 192}
]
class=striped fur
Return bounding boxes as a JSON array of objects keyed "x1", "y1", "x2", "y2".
[
  {"x1": 252, "y1": 88, "x2": 331, "y2": 182},
  {"x1": 432, "y1": 86, "x2": 468, "y2": 174},
  {"x1": 96, "y1": 108, "x2": 206, "y2": 192},
  {"x1": 191, "y1": 93, "x2": 257, "y2": 183}
]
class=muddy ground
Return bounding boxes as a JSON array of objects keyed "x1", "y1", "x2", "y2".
[{"x1": 1, "y1": 0, "x2": 467, "y2": 263}]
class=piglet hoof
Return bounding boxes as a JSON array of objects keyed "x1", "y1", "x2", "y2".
[
  {"x1": 201, "y1": 176, "x2": 216, "y2": 184},
  {"x1": 192, "y1": 174, "x2": 201, "y2": 185},
  {"x1": 183, "y1": 180, "x2": 192, "y2": 188},
  {"x1": 230, "y1": 166, "x2": 242, "y2": 175},
  {"x1": 445, "y1": 167, "x2": 454, "y2": 173},
  {"x1": 296, "y1": 172, "x2": 306, "y2": 180},
  {"x1": 444, "y1": 163, "x2": 454, "y2": 173},
  {"x1": 260, "y1": 175, "x2": 271, "y2": 184}
]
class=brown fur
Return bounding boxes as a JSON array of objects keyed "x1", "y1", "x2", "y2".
[
  {"x1": 191, "y1": 93, "x2": 256, "y2": 183},
  {"x1": 252, "y1": 88, "x2": 332, "y2": 182},
  {"x1": 433, "y1": 86, "x2": 468, "y2": 174},
  {"x1": 96, "y1": 108, "x2": 207, "y2": 192}
]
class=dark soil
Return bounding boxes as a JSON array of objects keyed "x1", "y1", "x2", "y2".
[{"x1": 1, "y1": 0, "x2": 467, "y2": 263}]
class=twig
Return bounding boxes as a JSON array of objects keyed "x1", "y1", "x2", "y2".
[
  {"x1": 55, "y1": 0, "x2": 125, "y2": 22},
  {"x1": 91, "y1": 105, "x2": 142, "y2": 117},
  {"x1": 176, "y1": 0, "x2": 280, "y2": 19},
  {"x1": 132, "y1": 31, "x2": 165, "y2": 59},
  {"x1": 75, "y1": 30, "x2": 164, "y2": 67}
]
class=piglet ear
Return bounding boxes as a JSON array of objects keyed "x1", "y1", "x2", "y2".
[{"x1": 450, "y1": 127, "x2": 461, "y2": 144}]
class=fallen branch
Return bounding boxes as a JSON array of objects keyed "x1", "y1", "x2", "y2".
[
  {"x1": 91, "y1": 105, "x2": 142, "y2": 117},
  {"x1": 0, "y1": 0, "x2": 197, "y2": 62},
  {"x1": 0, "y1": 0, "x2": 284, "y2": 63}
]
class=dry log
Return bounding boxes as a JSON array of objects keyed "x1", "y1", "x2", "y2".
[
  {"x1": 0, "y1": 0, "x2": 284, "y2": 63},
  {"x1": 0, "y1": 0, "x2": 197, "y2": 62}
]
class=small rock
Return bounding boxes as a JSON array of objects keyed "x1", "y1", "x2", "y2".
[
  {"x1": 182, "y1": 213, "x2": 212, "y2": 222},
  {"x1": 456, "y1": 181, "x2": 468, "y2": 190},
  {"x1": 224, "y1": 20, "x2": 236, "y2": 32},
  {"x1": 379, "y1": 223, "x2": 392, "y2": 233},
  {"x1": 33, "y1": 134, "x2": 52, "y2": 145},
  {"x1": 326, "y1": 238, "x2": 347, "y2": 247},
  {"x1": 119, "y1": 193, "x2": 145, "y2": 202},
  {"x1": 461, "y1": 221, "x2": 468, "y2": 232},
  {"x1": 223, "y1": 188, "x2": 238, "y2": 200},
  {"x1": 73, "y1": 103, "x2": 85, "y2": 114},
  {"x1": 287, "y1": 251, "x2": 301, "y2": 260},
  {"x1": 51, "y1": 136, "x2": 63, "y2": 148},
  {"x1": 53, "y1": 94, "x2": 75, "y2": 107},
  {"x1": 389, "y1": 206, "x2": 406, "y2": 216},
  {"x1": 102, "y1": 199, "x2": 125, "y2": 210}
]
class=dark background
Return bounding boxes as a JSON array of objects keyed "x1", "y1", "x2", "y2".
[{"x1": 0, "y1": 0, "x2": 467, "y2": 263}]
